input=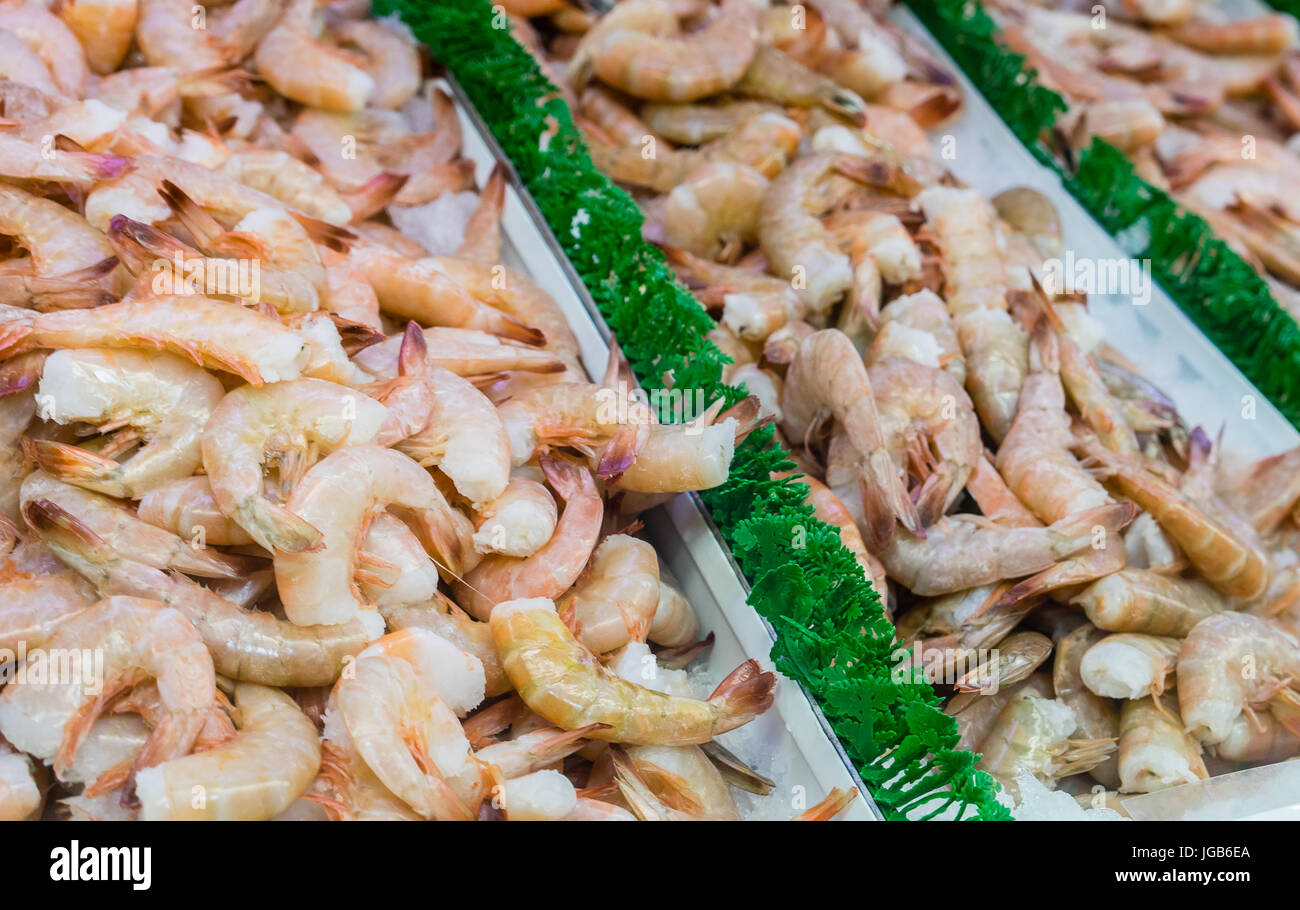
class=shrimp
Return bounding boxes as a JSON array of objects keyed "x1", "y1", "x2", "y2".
[
  {"x1": 25, "y1": 349, "x2": 226, "y2": 499},
  {"x1": 453, "y1": 456, "x2": 602, "y2": 621},
  {"x1": 331, "y1": 641, "x2": 485, "y2": 819},
  {"x1": 24, "y1": 498, "x2": 369, "y2": 687},
  {"x1": 221, "y1": 150, "x2": 353, "y2": 227},
  {"x1": 471, "y1": 474, "x2": 557, "y2": 558},
  {"x1": 495, "y1": 381, "x2": 655, "y2": 476},
  {"x1": 995, "y1": 351, "x2": 1113, "y2": 526},
  {"x1": 353, "y1": 327, "x2": 566, "y2": 380},
  {"x1": 201, "y1": 378, "x2": 388, "y2": 553},
  {"x1": 136, "y1": 682, "x2": 320, "y2": 820},
  {"x1": 0, "y1": 1, "x2": 88, "y2": 98},
  {"x1": 0, "y1": 184, "x2": 117, "y2": 280},
  {"x1": 1177, "y1": 612, "x2": 1300, "y2": 744},
  {"x1": 275, "y1": 445, "x2": 475, "y2": 639},
  {"x1": 826, "y1": 209, "x2": 923, "y2": 338},
  {"x1": 1216, "y1": 707, "x2": 1300, "y2": 763},
  {"x1": 1221, "y1": 443, "x2": 1300, "y2": 536},
  {"x1": 759, "y1": 153, "x2": 920, "y2": 313},
  {"x1": 736, "y1": 44, "x2": 869, "y2": 124},
  {"x1": 782, "y1": 329, "x2": 921, "y2": 548},
  {"x1": 584, "y1": 111, "x2": 802, "y2": 194},
  {"x1": 870, "y1": 289, "x2": 965, "y2": 383},
  {"x1": 558, "y1": 534, "x2": 660, "y2": 655},
  {"x1": 379, "y1": 593, "x2": 510, "y2": 698},
  {"x1": 1072, "y1": 569, "x2": 1226, "y2": 637},
  {"x1": 0, "y1": 28, "x2": 61, "y2": 98},
  {"x1": 609, "y1": 398, "x2": 756, "y2": 495},
  {"x1": 373, "y1": 326, "x2": 511, "y2": 507},
  {"x1": 0, "y1": 742, "x2": 40, "y2": 821},
  {"x1": 640, "y1": 98, "x2": 782, "y2": 145},
  {"x1": 648, "y1": 568, "x2": 700, "y2": 648},
  {"x1": 1117, "y1": 695, "x2": 1207, "y2": 793},
  {"x1": 642, "y1": 162, "x2": 769, "y2": 261},
  {"x1": 917, "y1": 186, "x2": 1027, "y2": 443},
  {"x1": 0, "y1": 596, "x2": 214, "y2": 800},
  {"x1": 1080, "y1": 632, "x2": 1180, "y2": 700},
  {"x1": 309, "y1": 737, "x2": 422, "y2": 821},
  {"x1": 976, "y1": 689, "x2": 1115, "y2": 792},
  {"x1": 490, "y1": 597, "x2": 776, "y2": 745},
  {"x1": 456, "y1": 164, "x2": 507, "y2": 268},
  {"x1": 1077, "y1": 432, "x2": 1271, "y2": 600},
  {"x1": 878, "y1": 502, "x2": 1135, "y2": 597},
  {"x1": 0, "y1": 544, "x2": 98, "y2": 654},
  {"x1": 0, "y1": 297, "x2": 311, "y2": 386},
  {"x1": 611, "y1": 744, "x2": 740, "y2": 821},
  {"x1": 253, "y1": 0, "x2": 374, "y2": 110},
  {"x1": 568, "y1": 0, "x2": 759, "y2": 102},
  {"x1": 869, "y1": 356, "x2": 982, "y2": 528},
  {"x1": 136, "y1": 476, "x2": 255, "y2": 547},
  {"x1": 345, "y1": 243, "x2": 544, "y2": 346},
  {"x1": 57, "y1": 0, "x2": 138, "y2": 74},
  {"x1": 17, "y1": 472, "x2": 249, "y2": 580},
  {"x1": 332, "y1": 19, "x2": 420, "y2": 110},
  {"x1": 949, "y1": 673, "x2": 1051, "y2": 753},
  {"x1": 1167, "y1": 15, "x2": 1297, "y2": 56},
  {"x1": 1052, "y1": 623, "x2": 1120, "y2": 788}
]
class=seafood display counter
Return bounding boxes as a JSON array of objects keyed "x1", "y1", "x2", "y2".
[{"x1": 488, "y1": 0, "x2": 1300, "y2": 820}]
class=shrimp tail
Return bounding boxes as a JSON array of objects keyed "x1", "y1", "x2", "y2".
[
  {"x1": 527, "y1": 722, "x2": 613, "y2": 764},
  {"x1": 0, "y1": 271, "x2": 116, "y2": 311},
  {"x1": 290, "y1": 212, "x2": 359, "y2": 253},
  {"x1": 706, "y1": 658, "x2": 777, "y2": 734},
  {"x1": 716, "y1": 394, "x2": 769, "y2": 442},
  {"x1": 0, "y1": 320, "x2": 35, "y2": 360},
  {"x1": 995, "y1": 501, "x2": 1139, "y2": 607},
  {"x1": 52, "y1": 136, "x2": 131, "y2": 179},
  {"x1": 341, "y1": 172, "x2": 408, "y2": 223},
  {"x1": 398, "y1": 320, "x2": 428, "y2": 377},
  {"x1": 157, "y1": 179, "x2": 226, "y2": 246},
  {"x1": 326, "y1": 314, "x2": 385, "y2": 356},
  {"x1": 596, "y1": 424, "x2": 642, "y2": 478},
  {"x1": 239, "y1": 497, "x2": 325, "y2": 553},
  {"x1": 859, "y1": 450, "x2": 922, "y2": 550},
  {"x1": 22, "y1": 497, "x2": 111, "y2": 557},
  {"x1": 22, "y1": 438, "x2": 126, "y2": 495},
  {"x1": 540, "y1": 453, "x2": 596, "y2": 504},
  {"x1": 610, "y1": 747, "x2": 670, "y2": 821},
  {"x1": 793, "y1": 786, "x2": 858, "y2": 820},
  {"x1": 832, "y1": 152, "x2": 923, "y2": 197}
]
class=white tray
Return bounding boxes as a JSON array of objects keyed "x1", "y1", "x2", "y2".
[{"x1": 445, "y1": 78, "x2": 880, "y2": 820}]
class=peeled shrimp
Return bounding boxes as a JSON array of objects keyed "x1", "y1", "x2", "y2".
[
  {"x1": 490, "y1": 598, "x2": 775, "y2": 745},
  {"x1": 454, "y1": 456, "x2": 602, "y2": 621},
  {"x1": 254, "y1": 0, "x2": 374, "y2": 110},
  {"x1": 28, "y1": 348, "x2": 225, "y2": 499},
  {"x1": 18, "y1": 472, "x2": 248, "y2": 580},
  {"x1": 201, "y1": 378, "x2": 388, "y2": 553},
  {"x1": 58, "y1": 0, "x2": 138, "y2": 74},
  {"x1": 332, "y1": 18, "x2": 420, "y2": 110},
  {"x1": 275, "y1": 445, "x2": 475, "y2": 639},
  {"x1": 0, "y1": 298, "x2": 311, "y2": 386},
  {"x1": 559, "y1": 534, "x2": 660, "y2": 655},
  {"x1": 0, "y1": 184, "x2": 116, "y2": 281},
  {"x1": 137, "y1": 476, "x2": 255, "y2": 547},
  {"x1": 136, "y1": 682, "x2": 320, "y2": 820},
  {"x1": 0, "y1": 596, "x2": 214, "y2": 795},
  {"x1": 644, "y1": 161, "x2": 769, "y2": 261},
  {"x1": 568, "y1": 0, "x2": 759, "y2": 102},
  {"x1": 24, "y1": 498, "x2": 368, "y2": 687}
]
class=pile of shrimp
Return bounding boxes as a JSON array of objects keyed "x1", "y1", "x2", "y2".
[
  {"x1": 0, "y1": 0, "x2": 877, "y2": 823},
  {"x1": 984, "y1": 0, "x2": 1300, "y2": 314},
  {"x1": 508, "y1": 0, "x2": 1300, "y2": 813}
]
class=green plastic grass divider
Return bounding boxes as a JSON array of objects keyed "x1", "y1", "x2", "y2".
[
  {"x1": 906, "y1": 0, "x2": 1300, "y2": 429},
  {"x1": 375, "y1": 0, "x2": 1009, "y2": 820}
]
